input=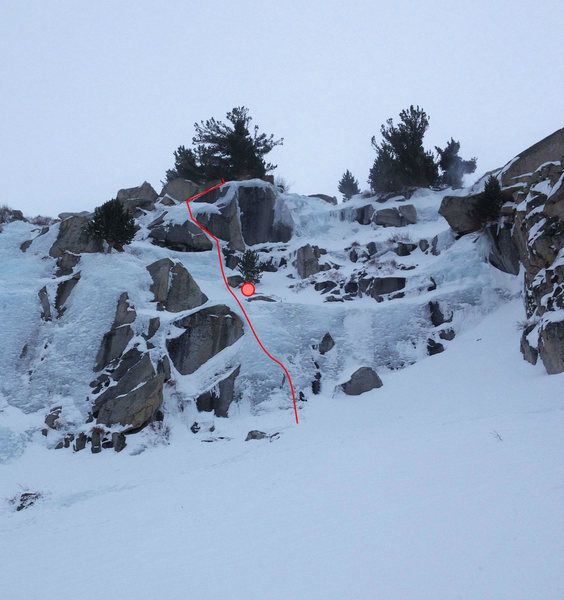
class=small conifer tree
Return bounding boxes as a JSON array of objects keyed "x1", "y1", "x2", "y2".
[
  {"x1": 237, "y1": 250, "x2": 264, "y2": 284},
  {"x1": 87, "y1": 198, "x2": 136, "y2": 252},
  {"x1": 338, "y1": 170, "x2": 360, "y2": 201},
  {"x1": 369, "y1": 105, "x2": 439, "y2": 193},
  {"x1": 476, "y1": 175, "x2": 504, "y2": 223}
]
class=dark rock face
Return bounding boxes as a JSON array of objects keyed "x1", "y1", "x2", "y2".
[
  {"x1": 398, "y1": 205, "x2": 417, "y2": 224},
  {"x1": 394, "y1": 242, "x2": 417, "y2": 257},
  {"x1": 439, "y1": 329, "x2": 456, "y2": 341},
  {"x1": 227, "y1": 275, "x2": 244, "y2": 287},
  {"x1": 55, "y1": 253, "x2": 80, "y2": 277},
  {"x1": 506, "y1": 145, "x2": 564, "y2": 373},
  {"x1": 439, "y1": 194, "x2": 483, "y2": 234},
  {"x1": 113, "y1": 292, "x2": 137, "y2": 328},
  {"x1": 38, "y1": 286, "x2": 52, "y2": 321},
  {"x1": 146, "y1": 317, "x2": 160, "y2": 340},
  {"x1": 354, "y1": 205, "x2": 375, "y2": 225},
  {"x1": 427, "y1": 339, "x2": 445, "y2": 355},
  {"x1": 314, "y1": 280, "x2": 337, "y2": 294},
  {"x1": 116, "y1": 181, "x2": 158, "y2": 214},
  {"x1": 429, "y1": 301, "x2": 452, "y2": 327},
  {"x1": 91, "y1": 429, "x2": 102, "y2": 453},
  {"x1": 538, "y1": 321, "x2": 564, "y2": 374},
  {"x1": 296, "y1": 244, "x2": 327, "y2": 278},
  {"x1": 238, "y1": 185, "x2": 292, "y2": 245},
  {"x1": 166, "y1": 305, "x2": 244, "y2": 375},
  {"x1": 373, "y1": 205, "x2": 417, "y2": 227},
  {"x1": 520, "y1": 324, "x2": 538, "y2": 365},
  {"x1": 370, "y1": 277, "x2": 406, "y2": 297},
  {"x1": 94, "y1": 326, "x2": 133, "y2": 372},
  {"x1": 167, "y1": 262, "x2": 208, "y2": 312},
  {"x1": 160, "y1": 178, "x2": 200, "y2": 203},
  {"x1": 245, "y1": 430, "x2": 268, "y2": 441},
  {"x1": 485, "y1": 224, "x2": 520, "y2": 275},
  {"x1": 94, "y1": 293, "x2": 137, "y2": 372},
  {"x1": 148, "y1": 220, "x2": 213, "y2": 252},
  {"x1": 196, "y1": 366, "x2": 241, "y2": 417},
  {"x1": 194, "y1": 182, "x2": 294, "y2": 249},
  {"x1": 73, "y1": 433, "x2": 87, "y2": 452},
  {"x1": 196, "y1": 194, "x2": 245, "y2": 251},
  {"x1": 93, "y1": 345, "x2": 165, "y2": 431},
  {"x1": 501, "y1": 127, "x2": 564, "y2": 186},
  {"x1": 340, "y1": 367, "x2": 383, "y2": 395},
  {"x1": 95, "y1": 371, "x2": 164, "y2": 430},
  {"x1": 319, "y1": 332, "x2": 335, "y2": 355},
  {"x1": 55, "y1": 273, "x2": 81, "y2": 316},
  {"x1": 112, "y1": 432, "x2": 127, "y2": 452},
  {"x1": 49, "y1": 216, "x2": 103, "y2": 258},
  {"x1": 146, "y1": 259, "x2": 207, "y2": 312}
]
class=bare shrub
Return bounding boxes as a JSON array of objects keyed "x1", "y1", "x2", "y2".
[
  {"x1": 387, "y1": 232, "x2": 412, "y2": 244},
  {"x1": 8, "y1": 490, "x2": 44, "y2": 512}
]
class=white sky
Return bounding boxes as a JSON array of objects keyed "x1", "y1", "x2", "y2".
[{"x1": 1, "y1": 0, "x2": 563, "y2": 217}]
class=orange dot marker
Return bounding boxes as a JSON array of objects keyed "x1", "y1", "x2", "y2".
[{"x1": 241, "y1": 282, "x2": 255, "y2": 297}]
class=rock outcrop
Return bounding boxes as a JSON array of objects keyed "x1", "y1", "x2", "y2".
[
  {"x1": 319, "y1": 332, "x2": 335, "y2": 355},
  {"x1": 438, "y1": 194, "x2": 483, "y2": 234},
  {"x1": 90, "y1": 294, "x2": 166, "y2": 430},
  {"x1": 500, "y1": 128, "x2": 564, "y2": 187},
  {"x1": 194, "y1": 181, "x2": 294, "y2": 250},
  {"x1": 116, "y1": 181, "x2": 158, "y2": 215},
  {"x1": 49, "y1": 216, "x2": 103, "y2": 258},
  {"x1": 502, "y1": 133, "x2": 564, "y2": 374},
  {"x1": 339, "y1": 367, "x2": 383, "y2": 395},
  {"x1": 146, "y1": 258, "x2": 208, "y2": 312},
  {"x1": 94, "y1": 294, "x2": 136, "y2": 371},
  {"x1": 55, "y1": 272, "x2": 81, "y2": 317},
  {"x1": 485, "y1": 224, "x2": 520, "y2": 275},
  {"x1": 166, "y1": 305, "x2": 244, "y2": 375},
  {"x1": 160, "y1": 178, "x2": 201, "y2": 203},
  {"x1": 94, "y1": 353, "x2": 164, "y2": 430},
  {"x1": 295, "y1": 244, "x2": 328, "y2": 278},
  {"x1": 148, "y1": 219, "x2": 213, "y2": 252},
  {"x1": 373, "y1": 205, "x2": 417, "y2": 227}
]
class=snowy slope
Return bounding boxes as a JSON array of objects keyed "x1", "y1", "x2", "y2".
[{"x1": 1, "y1": 300, "x2": 563, "y2": 600}]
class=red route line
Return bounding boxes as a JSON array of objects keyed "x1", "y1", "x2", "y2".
[{"x1": 185, "y1": 180, "x2": 299, "y2": 424}]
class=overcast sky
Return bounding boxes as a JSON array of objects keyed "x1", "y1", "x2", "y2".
[{"x1": 2, "y1": 0, "x2": 563, "y2": 217}]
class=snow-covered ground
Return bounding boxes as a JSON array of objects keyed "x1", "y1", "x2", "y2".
[{"x1": 1, "y1": 299, "x2": 563, "y2": 599}]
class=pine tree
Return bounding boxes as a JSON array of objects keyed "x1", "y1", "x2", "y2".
[
  {"x1": 237, "y1": 250, "x2": 264, "y2": 284},
  {"x1": 435, "y1": 138, "x2": 477, "y2": 188},
  {"x1": 87, "y1": 198, "x2": 136, "y2": 252},
  {"x1": 368, "y1": 105, "x2": 439, "y2": 193},
  {"x1": 166, "y1": 106, "x2": 283, "y2": 183},
  {"x1": 338, "y1": 170, "x2": 360, "y2": 201},
  {"x1": 166, "y1": 146, "x2": 204, "y2": 183},
  {"x1": 477, "y1": 175, "x2": 504, "y2": 223}
]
